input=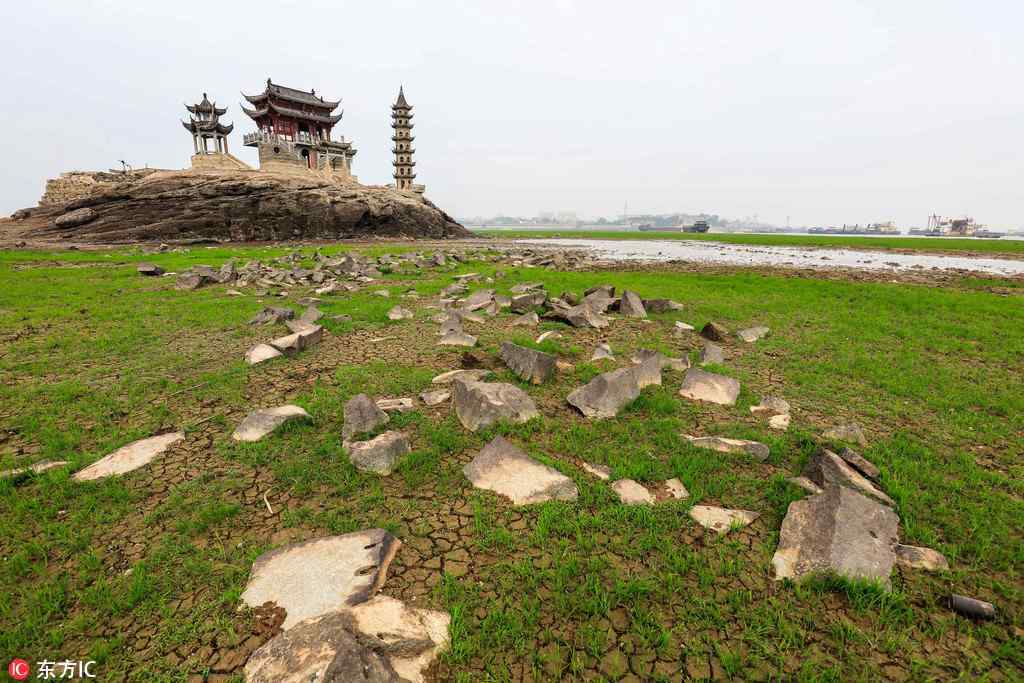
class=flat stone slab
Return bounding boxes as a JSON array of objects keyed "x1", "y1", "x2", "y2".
[
  {"x1": 823, "y1": 423, "x2": 868, "y2": 446},
  {"x1": 612, "y1": 479, "x2": 654, "y2": 505},
  {"x1": 535, "y1": 331, "x2": 561, "y2": 343},
  {"x1": 431, "y1": 369, "x2": 490, "y2": 385},
  {"x1": 632, "y1": 348, "x2": 689, "y2": 372},
  {"x1": 343, "y1": 394, "x2": 389, "y2": 440},
  {"x1": 233, "y1": 405, "x2": 310, "y2": 442},
  {"x1": 438, "y1": 331, "x2": 478, "y2": 347},
  {"x1": 567, "y1": 367, "x2": 641, "y2": 419},
  {"x1": 591, "y1": 343, "x2": 614, "y2": 360},
  {"x1": 689, "y1": 505, "x2": 759, "y2": 534},
  {"x1": 700, "y1": 342, "x2": 725, "y2": 365},
  {"x1": 803, "y1": 450, "x2": 894, "y2": 506},
  {"x1": 419, "y1": 389, "x2": 451, "y2": 406},
  {"x1": 73, "y1": 432, "x2": 184, "y2": 481},
  {"x1": 387, "y1": 305, "x2": 413, "y2": 321},
  {"x1": 787, "y1": 476, "x2": 824, "y2": 495},
  {"x1": 249, "y1": 306, "x2": 295, "y2": 325},
  {"x1": 500, "y1": 341, "x2": 556, "y2": 384},
  {"x1": 511, "y1": 311, "x2": 540, "y2": 327},
  {"x1": 270, "y1": 325, "x2": 323, "y2": 355},
  {"x1": 683, "y1": 435, "x2": 769, "y2": 461},
  {"x1": 453, "y1": 380, "x2": 540, "y2": 431},
  {"x1": 346, "y1": 431, "x2": 410, "y2": 475},
  {"x1": 240, "y1": 530, "x2": 401, "y2": 630},
  {"x1": 895, "y1": 544, "x2": 950, "y2": 572},
  {"x1": 580, "y1": 461, "x2": 612, "y2": 480},
  {"x1": 737, "y1": 326, "x2": 770, "y2": 342},
  {"x1": 750, "y1": 396, "x2": 790, "y2": 416},
  {"x1": 246, "y1": 343, "x2": 284, "y2": 365},
  {"x1": 629, "y1": 351, "x2": 663, "y2": 388},
  {"x1": 619, "y1": 290, "x2": 647, "y2": 318},
  {"x1": 463, "y1": 436, "x2": 578, "y2": 505},
  {"x1": 838, "y1": 447, "x2": 881, "y2": 481},
  {"x1": 769, "y1": 414, "x2": 791, "y2": 431},
  {"x1": 0, "y1": 460, "x2": 70, "y2": 480},
  {"x1": 678, "y1": 368, "x2": 740, "y2": 406},
  {"x1": 376, "y1": 398, "x2": 415, "y2": 414},
  {"x1": 659, "y1": 478, "x2": 689, "y2": 500},
  {"x1": 772, "y1": 485, "x2": 898, "y2": 584}
]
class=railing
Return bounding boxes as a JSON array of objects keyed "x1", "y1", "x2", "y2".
[{"x1": 244, "y1": 130, "x2": 347, "y2": 146}]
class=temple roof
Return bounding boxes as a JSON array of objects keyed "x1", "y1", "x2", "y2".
[
  {"x1": 392, "y1": 86, "x2": 411, "y2": 110},
  {"x1": 182, "y1": 118, "x2": 233, "y2": 135},
  {"x1": 242, "y1": 78, "x2": 340, "y2": 110},
  {"x1": 241, "y1": 101, "x2": 343, "y2": 125},
  {"x1": 185, "y1": 93, "x2": 228, "y2": 116}
]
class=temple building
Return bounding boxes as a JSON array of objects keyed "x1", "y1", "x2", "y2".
[
  {"x1": 241, "y1": 78, "x2": 356, "y2": 176},
  {"x1": 182, "y1": 93, "x2": 234, "y2": 156},
  {"x1": 391, "y1": 87, "x2": 424, "y2": 193}
]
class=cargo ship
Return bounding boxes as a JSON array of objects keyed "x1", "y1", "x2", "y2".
[
  {"x1": 637, "y1": 220, "x2": 710, "y2": 233},
  {"x1": 807, "y1": 222, "x2": 899, "y2": 236},
  {"x1": 908, "y1": 215, "x2": 1005, "y2": 238}
]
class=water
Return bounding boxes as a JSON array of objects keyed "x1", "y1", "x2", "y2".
[{"x1": 516, "y1": 238, "x2": 1024, "y2": 277}]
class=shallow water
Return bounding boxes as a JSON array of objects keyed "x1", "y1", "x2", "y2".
[{"x1": 517, "y1": 238, "x2": 1024, "y2": 277}]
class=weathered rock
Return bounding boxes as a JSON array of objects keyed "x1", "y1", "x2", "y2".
[
  {"x1": 769, "y1": 413, "x2": 791, "y2": 431},
  {"x1": 619, "y1": 290, "x2": 647, "y2": 318},
  {"x1": 683, "y1": 435, "x2": 770, "y2": 461},
  {"x1": 438, "y1": 331, "x2": 478, "y2": 347},
  {"x1": 463, "y1": 436, "x2": 578, "y2": 505},
  {"x1": 300, "y1": 305, "x2": 323, "y2": 323},
  {"x1": 376, "y1": 398, "x2": 415, "y2": 413},
  {"x1": 431, "y1": 369, "x2": 490, "y2": 385},
  {"x1": 611, "y1": 479, "x2": 653, "y2": 505},
  {"x1": 511, "y1": 311, "x2": 539, "y2": 327},
  {"x1": 823, "y1": 423, "x2": 868, "y2": 446},
  {"x1": 700, "y1": 342, "x2": 725, "y2": 365},
  {"x1": 737, "y1": 326, "x2": 770, "y2": 342},
  {"x1": 535, "y1": 330, "x2": 561, "y2": 343},
  {"x1": 73, "y1": 432, "x2": 184, "y2": 481},
  {"x1": 772, "y1": 486, "x2": 899, "y2": 584},
  {"x1": 233, "y1": 405, "x2": 310, "y2": 442},
  {"x1": 632, "y1": 348, "x2": 689, "y2": 372},
  {"x1": 689, "y1": 505, "x2": 759, "y2": 534},
  {"x1": 387, "y1": 305, "x2": 413, "y2": 321},
  {"x1": 249, "y1": 306, "x2": 294, "y2": 325},
  {"x1": 895, "y1": 544, "x2": 949, "y2": 572},
  {"x1": 802, "y1": 450, "x2": 894, "y2": 506},
  {"x1": 246, "y1": 343, "x2": 284, "y2": 365},
  {"x1": 346, "y1": 431, "x2": 410, "y2": 475},
  {"x1": 285, "y1": 318, "x2": 321, "y2": 334},
  {"x1": 584, "y1": 284, "x2": 614, "y2": 299},
  {"x1": 22, "y1": 169, "x2": 468, "y2": 243},
  {"x1": 546, "y1": 303, "x2": 609, "y2": 329},
  {"x1": 948, "y1": 594, "x2": 995, "y2": 620},
  {"x1": 838, "y1": 447, "x2": 881, "y2": 481},
  {"x1": 0, "y1": 460, "x2": 70, "y2": 480},
  {"x1": 270, "y1": 325, "x2": 323, "y2": 354},
  {"x1": 240, "y1": 530, "x2": 400, "y2": 630},
  {"x1": 343, "y1": 394, "x2": 389, "y2": 440},
  {"x1": 591, "y1": 343, "x2": 614, "y2": 360},
  {"x1": 500, "y1": 342, "x2": 556, "y2": 384},
  {"x1": 750, "y1": 396, "x2": 790, "y2": 416},
  {"x1": 567, "y1": 367, "x2": 641, "y2": 419},
  {"x1": 136, "y1": 262, "x2": 164, "y2": 276},
  {"x1": 580, "y1": 461, "x2": 612, "y2": 480},
  {"x1": 674, "y1": 321, "x2": 695, "y2": 332},
  {"x1": 787, "y1": 476, "x2": 824, "y2": 495},
  {"x1": 643, "y1": 298, "x2": 684, "y2": 313},
  {"x1": 176, "y1": 272, "x2": 208, "y2": 291},
  {"x1": 461, "y1": 289, "x2": 494, "y2": 311},
  {"x1": 510, "y1": 281, "x2": 544, "y2": 294},
  {"x1": 700, "y1": 321, "x2": 729, "y2": 342},
  {"x1": 678, "y1": 368, "x2": 740, "y2": 406},
  {"x1": 453, "y1": 380, "x2": 540, "y2": 431},
  {"x1": 510, "y1": 291, "x2": 547, "y2": 313},
  {"x1": 629, "y1": 352, "x2": 663, "y2": 388},
  {"x1": 659, "y1": 478, "x2": 690, "y2": 500},
  {"x1": 419, "y1": 389, "x2": 451, "y2": 406}
]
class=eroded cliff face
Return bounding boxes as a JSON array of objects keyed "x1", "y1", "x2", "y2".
[{"x1": 6, "y1": 169, "x2": 469, "y2": 243}]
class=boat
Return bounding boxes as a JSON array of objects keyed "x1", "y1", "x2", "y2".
[
  {"x1": 908, "y1": 215, "x2": 1002, "y2": 238},
  {"x1": 807, "y1": 222, "x2": 899, "y2": 236},
  {"x1": 637, "y1": 220, "x2": 710, "y2": 233}
]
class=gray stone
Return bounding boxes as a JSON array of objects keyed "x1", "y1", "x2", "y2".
[
  {"x1": 660, "y1": 478, "x2": 690, "y2": 500},
  {"x1": 678, "y1": 368, "x2": 740, "y2": 406},
  {"x1": 674, "y1": 321, "x2": 695, "y2": 332},
  {"x1": 567, "y1": 367, "x2": 641, "y2": 419},
  {"x1": 690, "y1": 505, "x2": 759, "y2": 534},
  {"x1": 510, "y1": 291, "x2": 547, "y2": 313},
  {"x1": 823, "y1": 423, "x2": 868, "y2": 446},
  {"x1": 431, "y1": 369, "x2": 490, "y2": 385},
  {"x1": 54, "y1": 207, "x2": 97, "y2": 228},
  {"x1": 438, "y1": 331, "x2": 478, "y2": 347},
  {"x1": 737, "y1": 326, "x2": 770, "y2": 342},
  {"x1": 632, "y1": 348, "x2": 689, "y2": 372},
  {"x1": 535, "y1": 330, "x2": 561, "y2": 343},
  {"x1": 240, "y1": 530, "x2": 401, "y2": 630},
  {"x1": 769, "y1": 413, "x2": 791, "y2": 431},
  {"x1": 802, "y1": 450, "x2": 894, "y2": 506},
  {"x1": 643, "y1": 298, "x2": 684, "y2": 313},
  {"x1": 750, "y1": 396, "x2": 790, "y2": 416},
  {"x1": 176, "y1": 272, "x2": 207, "y2": 291},
  {"x1": 619, "y1": 290, "x2": 647, "y2": 318},
  {"x1": 343, "y1": 394, "x2": 389, "y2": 440},
  {"x1": 700, "y1": 321, "x2": 729, "y2": 342},
  {"x1": 683, "y1": 434, "x2": 770, "y2": 460},
  {"x1": 772, "y1": 486, "x2": 899, "y2": 584},
  {"x1": 580, "y1": 461, "x2": 612, "y2": 480},
  {"x1": 419, "y1": 389, "x2": 451, "y2": 406},
  {"x1": 510, "y1": 281, "x2": 544, "y2": 294},
  {"x1": 894, "y1": 544, "x2": 950, "y2": 572},
  {"x1": 583, "y1": 284, "x2": 615, "y2": 298},
  {"x1": 246, "y1": 343, "x2": 284, "y2": 365},
  {"x1": 612, "y1": 479, "x2": 653, "y2": 505},
  {"x1": 376, "y1": 398, "x2": 415, "y2": 414},
  {"x1": 838, "y1": 447, "x2": 881, "y2": 481},
  {"x1": 463, "y1": 436, "x2": 578, "y2": 505},
  {"x1": 136, "y1": 262, "x2": 164, "y2": 276},
  {"x1": 387, "y1": 305, "x2": 413, "y2": 321},
  {"x1": 270, "y1": 325, "x2": 323, "y2": 355},
  {"x1": 546, "y1": 302, "x2": 609, "y2": 329},
  {"x1": 347, "y1": 431, "x2": 410, "y2": 475},
  {"x1": 461, "y1": 289, "x2": 494, "y2": 311},
  {"x1": 787, "y1": 476, "x2": 824, "y2": 495},
  {"x1": 0, "y1": 460, "x2": 70, "y2": 480},
  {"x1": 300, "y1": 305, "x2": 323, "y2": 324},
  {"x1": 500, "y1": 342, "x2": 556, "y2": 384},
  {"x1": 629, "y1": 351, "x2": 663, "y2": 388},
  {"x1": 591, "y1": 343, "x2": 614, "y2": 361},
  {"x1": 73, "y1": 432, "x2": 184, "y2": 481},
  {"x1": 700, "y1": 342, "x2": 725, "y2": 365},
  {"x1": 453, "y1": 380, "x2": 540, "y2": 431},
  {"x1": 232, "y1": 405, "x2": 310, "y2": 442},
  {"x1": 249, "y1": 306, "x2": 294, "y2": 325},
  {"x1": 511, "y1": 311, "x2": 539, "y2": 327}
]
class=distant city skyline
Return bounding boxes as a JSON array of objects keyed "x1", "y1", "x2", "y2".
[{"x1": 1, "y1": 1, "x2": 1022, "y2": 229}]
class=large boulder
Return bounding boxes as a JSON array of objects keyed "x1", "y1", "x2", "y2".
[
  {"x1": 343, "y1": 394, "x2": 389, "y2": 440},
  {"x1": 802, "y1": 450, "x2": 894, "y2": 506},
  {"x1": 567, "y1": 367, "x2": 641, "y2": 419},
  {"x1": 19, "y1": 169, "x2": 469, "y2": 243},
  {"x1": 452, "y1": 379, "x2": 540, "y2": 431},
  {"x1": 500, "y1": 342, "x2": 556, "y2": 384},
  {"x1": 463, "y1": 436, "x2": 578, "y2": 505},
  {"x1": 772, "y1": 485, "x2": 899, "y2": 585},
  {"x1": 619, "y1": 291, "x2": 647, "y2": 318}
]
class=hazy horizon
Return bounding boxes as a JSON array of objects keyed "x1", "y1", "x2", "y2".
[{"x1": 2, "y1": 1, "x2": 1021, "y2": 229}]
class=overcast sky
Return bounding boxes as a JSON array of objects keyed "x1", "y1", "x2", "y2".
[{"x1": 2, "y1": 1, "x2": 1021, "y2": 227}]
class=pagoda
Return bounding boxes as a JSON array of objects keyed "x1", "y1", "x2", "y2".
[
  {"x1": 241, "y1": 78, "x2": 356, "y2": 175},
  {"x1": 182, "y1": 93, "x2": 234, "y2": 156},
  {"x1": 391, "y1": 87, "x2": 423, "y2": 193}
]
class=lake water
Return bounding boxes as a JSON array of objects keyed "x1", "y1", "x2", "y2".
[{"x1": 516, "y1": 238, "x2": 1024, "y2": 277}]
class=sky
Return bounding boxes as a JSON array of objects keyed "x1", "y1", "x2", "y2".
[{"x1": 1, "y1": 0, "x2": 1021, "y2": 228}]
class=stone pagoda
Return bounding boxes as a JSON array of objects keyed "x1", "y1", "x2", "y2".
[
  {"x1": 391, "y1": 87, "x2": 424, "y2": 193},
  {"x1": 182, "y1": 93, "x2": 234, "y2": 156},
  {"x1": 241, "y1": 78, "x2": 356, "y2": 177}
]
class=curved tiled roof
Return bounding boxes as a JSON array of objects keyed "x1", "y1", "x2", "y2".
[
  {"x1": 241, "y1": 102, "x2": 343, "y2": 125},
  {"x1": 242, "y1": 78, "x2": 340, "y2": 109},
  {"x1": 186, "y1": 93, "x2": 228, "y2": 116},
  {"x1": 182, "y1": 119, "x2": 234, "y2": 135}
]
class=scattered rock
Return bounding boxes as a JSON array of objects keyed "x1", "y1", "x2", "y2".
[
  {"x1": 769, "y1": 414, "x2": 791, "y2": 431},
  {"x1": 463, "y1": 436, "x2": 578, "y2": 505},
  {"x1": 674, "y1": 321, "x2": 695, "y2": 332},
  {"x1": 387, "y1": 305, "x2": 413, "y2": 321},
  {"x1": 772, "y1": 486, "x2": 898, "y2": 584},
  {"x1": 895, "y1": 544, "x2": 949, "y2": 572},
  {"x1": 232, "y1": 405, "x2": 310, "y2": 442},
  {"x1": 461, "y1": 289, "x2": 495, "y2": 311},
  {"x1": 700, "y1": 321, "x2": 729, "y2": 342},
  {"x1": 619, "y1": 290, "x2": 647, "y2": 318},
  {"x1": 373, "y1": 289, "x2": 390, "y2": 297},
  {"x1": 643, "y1": 299, "x2": 683, "y2": 313},
  {"x1": 737, "y1": 326, "x2": 770, "y2": 342},
  {"x1": 0, "y1": 460, "x2": 70, "y2": 480},
  {"x1": 611, "y1": 479, "x2": 654, "y2": 505},
  {"x1": 54, "y1": 207, "x2": 97, "y2": 228},
  {"x1": 837, "y1": 447, "x2": 881, "y2": 481},
  {"x1": 431, "y1": 369, "x2": 490, "y2": 385},
  {"x1": 438, "y1": 331, "x2": 478, "y2": 347},
  {"x1": 678, "y1": 368, "x2": 740, "y2": 406},
  {"x1": 750, "y1": 396, "x2": 790, "y2": 416},
  {"x1": 787, "y1": 476, "x2": 824, "y2": 494},
  {"x1": 689, "y1": 505, "x2": 759, "y2": 534},
  {"x1": 535, "y1": 331, "x2": 561, "y2": 343},
  {"x1": 452, "y1": 379, "x2": 540, "y2": 431},
  {"x1": 73, "y1": 432, "x2": 184, "y2": 481},
  {"x1": 419, "y1": 390, "x2": 451, "y2": 406},
  {"x1": 240, "y1": 530, "x2": 401, "y2": 630},
  {"x1": 500, "y1": 342, "x2": 556, "y2": 384},
  {"x1": 632, "y1": 348, "x2": 688, "y2": 372},
  {"x1": 629, "y1": 351, "x2": 663, "y2": 388},
  {"x1": 136, "y1": 262, "x2": 164, "y2": 276},
  {"x1": 823, "y1": 423, "x2": 868, "y2": 447},
  {"x1": 376, "y1": 398, "x2": 415, "y2": 414},
  {"x1": 176, "y1": 272, "x2": 208, "y2": 291},
  {"x1": 947, "y1": 594, "x2": 995, "y2": 620},
  {"x1": 270, "y1": 325, "x2": 323, "y2": 355},
  {"x1": 580, "y1": 461, "x2": 612, "y2": 480},
  {"x1": 659, "y1": 478, "x2": 690, "y2": 500},
  {"x1": 802, "y1": 450, "x2": 894, "y2": 506},
  {"x1": 546, "y1": 302, "x2": 609, "y2": 329},
  {"x1": 511, "y1": 311, "x2": 539, "y2": 327},
  {"x1": 683, "y1": 435, "x2": 770, "y2": 460},
  {"x1": 346, "y1": 431, "x2": 410, "y2": 475},
  {"x1": 246, "y1": 343, "x2": 284, "y2": 365},
  {"x1": 249, "y1": 306, "x2": 295, "y2": 325},
  {"x1": 591, "y1": 343, "x2": 614, "y2": 360},
  {"x1": 700, "y1": 342, "x2": 725, "y2": 365},
  {"x1": 510, "y1": 291, "x2": 547, "y2": 313},
  {"x1": 567, "y1": 367, "x2": 641, "y2": 419},
  {"x1": 343, "y1": 394, "x2": 389, "y2": 440}
]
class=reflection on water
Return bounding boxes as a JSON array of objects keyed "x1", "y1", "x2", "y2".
[{"x1": 517, "y1": 238, "x2": 1024, "y2": 277}]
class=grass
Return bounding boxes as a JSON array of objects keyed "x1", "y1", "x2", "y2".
[
  {"x1": 474, "y1": 228, "x2": 1024, "y2": 256},
  {"x1": 0, "y1": 244, "x2": 1021, "y2": 681}
]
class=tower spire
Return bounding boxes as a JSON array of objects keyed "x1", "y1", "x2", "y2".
[{"x1": 391, "y1": 86, "x2": 418, "y2": 191}]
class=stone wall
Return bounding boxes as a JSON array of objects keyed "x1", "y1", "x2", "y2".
[
  {"x1": 190, "y1": 153, "x2": 252, "y2": 171},
  {"x1": 39, "y1": 169, "x2": 164, "y2": 207}
]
